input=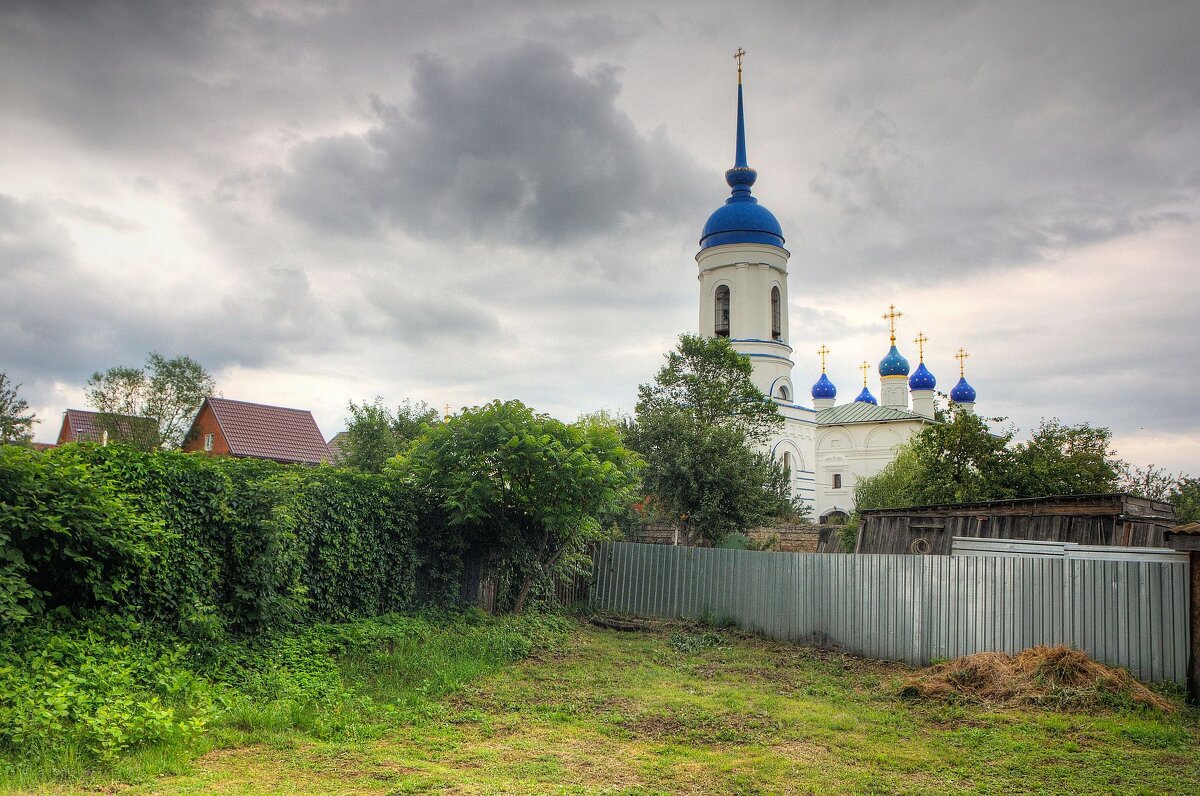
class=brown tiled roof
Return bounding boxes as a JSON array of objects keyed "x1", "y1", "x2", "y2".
[
  {"x1": 204, "y1": 397, "x2": 331, "y2": 465},
  {"x1": 1168, "y1": 521, "x2": 1200, "y2": 535},
  {"x1": 63, "y1": 409, "x2": 157, "y2": 443}
]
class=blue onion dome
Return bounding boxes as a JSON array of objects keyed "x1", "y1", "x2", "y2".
[
  {"x1": 908, "y1": 362, "x2": 936, "y2": 390},
  {"x1": 854, "y1": 386, "x2": 878, "y2": 405},
  {"x1": 699, "y1": 75, "x2": 785, "y2": 250},
  {"x1": 811, "y1": 373, "x2": 837, "y2": 400},
  {"x1": 950, "y1": 376, "x2": 977, "y2": 403},
  {"x1": 878, "y1": 345, "x2": 910, "y2": 377}
]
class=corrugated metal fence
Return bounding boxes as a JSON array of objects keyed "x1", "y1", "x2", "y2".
[{"x1": 591, "y1": 542, "x2": 1191, "y2": 684}]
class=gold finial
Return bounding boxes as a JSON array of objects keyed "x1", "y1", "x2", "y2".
[
  {"x1": 882, "y1": 304, "x2": 903, "y2": 346},
  {"x1": 817, "y1": 344, "x2": 830, "y2": 373},
  {"x1": 734, "y1": 47, "x2": 745, "y2": 84},
  {"x1": 443, "y1": 403, "x2": 451, "y2": 423},
  {"x1": 859, "y1": 360, "x2": 871, "y2": 387},
  {"x1": 955, "y1": 347, "x2": 969, "y2": 378},
  {"x1": 913, "y1": 332, "x2": 929, "y2": 363}
]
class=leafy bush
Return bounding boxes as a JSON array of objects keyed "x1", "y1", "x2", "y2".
[
  {"x1": 0, "y1": 445, "x2": 452, "y2": 635},
  {"x1": 0, "y1": 446, "x2": 164, "y2": 622},
  {"x1": 0, "y1": 615, "x2": 214, "y2": 763}
]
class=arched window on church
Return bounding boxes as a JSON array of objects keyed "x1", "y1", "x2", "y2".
[
  {"x1": 714, "y1": 285, "x2": 730, "y2": 337},
  {"x1": 778, "y1": 384, "x2": 790, "y2": 401},
  {"x1": 770, "y1": 286, "x2": 782, "y2": 341},
  {"x1": 782, "y1": 452, "x2": 792, "y2": 477}
]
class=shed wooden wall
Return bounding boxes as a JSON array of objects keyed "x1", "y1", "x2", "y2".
[{"x1": 858, "y1": 496, "x2": 1176, "y2": 555}]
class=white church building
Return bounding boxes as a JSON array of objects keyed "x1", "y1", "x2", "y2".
[{"x1": 694, "y1": 58, "x2": 980, "y2": 522}]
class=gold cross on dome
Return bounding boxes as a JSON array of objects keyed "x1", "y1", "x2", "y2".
[
  {"x1": 734, "y1": 47, "x2": 745, "y2": 68},
  {"x1": 443, "y1": 403, "x2": 451, "y2": 423},
  {"x1": 955, "y1": 347, "x2": 969, "y2": 377},
  {"x1": 859, "y1": 360, "x2": 871, "y2": 387},
  {"x1": 882, "y1": 304, "x2": 903, "y2": 345},
  {"x1": 817, "y1": 344, "x2": 830, "y2": 373},
  {"x1": 913, "y1": 332, "x2": 929, "y2": 363}
]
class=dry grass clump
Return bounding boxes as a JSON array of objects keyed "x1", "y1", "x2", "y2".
[{"x1": 900, "y1": 645, "x2": 1175, "y2": 712}]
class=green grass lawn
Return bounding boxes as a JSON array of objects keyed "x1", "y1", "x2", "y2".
[{"x1": 10, "y1": 619, "x2": 1200, "y2": 795}]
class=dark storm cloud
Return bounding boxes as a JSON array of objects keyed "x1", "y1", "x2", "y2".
[{"x1": 276, "y1": 42, "x2": 708, "y2": 246}]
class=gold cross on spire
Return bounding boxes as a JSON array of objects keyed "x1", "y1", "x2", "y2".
[
  {"x1": 955, "y1": 347, "x2": 969, "y2": 378},
  {"x1": 913, "y1": 332, "x2": 929, "y2": 363},
  {"x1": 443, "y1": 403, "x2": 451, "y2": 423},
  {"x1": 734, "y1": 47, "x2": 745, "y2": 83},
  {"x1": 882, "y1": 304, "x2": 903, "y2": 345},
  {"x1": 817, "y1": 343, "x2": 830, "y2": 373},
  {"x1": 859, "y1": 360, "x2": 871, "y2": 387}
]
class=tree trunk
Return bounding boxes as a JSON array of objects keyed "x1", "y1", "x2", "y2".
[{"x1": 513, "y1": 574, "x2": 535, "y2": 614}]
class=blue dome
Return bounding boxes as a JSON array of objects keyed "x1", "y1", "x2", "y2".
[
  {"x1": 811, "y1": 373, "x2": 837, "y2": 400},
  {"x1": 700, "y1": 195, "x2": 784, "y2": 249},
  {"x1": 878, "y1": 345, "x2": 910, "y2": 377},
  {"x1": 950, "y1": 376, "x2": 977, "y2": 403},
  {"x1": 854, "y1": 386, "x2": 878, "y2": 405},
  {"x1": 908, "y1": 362, "x2": 936, "y2": 390}
]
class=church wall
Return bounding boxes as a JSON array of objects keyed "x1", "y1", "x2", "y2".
[{"x1": 813, "y1": 419, "x2": 924, "y2": 519}]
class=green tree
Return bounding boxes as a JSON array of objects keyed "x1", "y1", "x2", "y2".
[
  {"x1": 341, "y1": 398, "x2": 440, "y2": 472},
  {"x1": 627, "y1": 412, "x2": 790, "y2": 544},
  {"x1": 855, "y1": 414, "x2": 1128, "y2": 513},
  {"x1": 1170, "y1": 477, "x2": 1200, "y2": 523},
  {"x1": 636, "y1": 333, "x2": 782, "y2": 443},
  {"x1": 1004, "y1": 419, "x2": 1121, "y2": 497},
  {"x1": 85, "y1": 353, "x2": 215, "y2": 449},
  {"x1": 629, "y1": 334, "x2": 790, "y2": 544},
  {"x1": 0, "y1": 372, "x2": 37, "y2": 446},
  {"x1": 395, "y1": 400, "x2": 640, "y2": 613},
  {"x1": 904, "y1": 408, "x2": 1012, "y2": 504},
  {"x1": 852, "y1": 444, "x2": 924, "y2": 512},
  {"x1": 1118, "y1": 463, "x2": 1181, "y2": 502}
]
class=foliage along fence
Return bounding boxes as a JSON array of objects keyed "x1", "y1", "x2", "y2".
[
  {"x1": 590, "y1": 542, "x2": 1191, "y2": 684},
  {"x1": 0, "y1": 444, "x2": 465, "y2": 636}
]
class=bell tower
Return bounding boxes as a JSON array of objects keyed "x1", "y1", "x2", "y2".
[{"x1": 696, "y1": 50, "x2": 795, "y2": 402}]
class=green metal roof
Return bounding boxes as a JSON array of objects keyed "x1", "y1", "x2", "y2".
[{"x1": 815, "y1": 402, "x2": 932, "y2": 426}]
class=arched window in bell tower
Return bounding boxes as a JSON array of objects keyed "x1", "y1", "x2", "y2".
[
  {"x1": 770, "y1": 286, "x2": 782, "y2": 341},
  {"x1": 714, "y1": 285, "x2": 730, "y2": 337}
]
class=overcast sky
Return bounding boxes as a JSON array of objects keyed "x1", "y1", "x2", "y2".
[{"x1": 2, "y1": 1, "x2": 1198, "y2": 472}]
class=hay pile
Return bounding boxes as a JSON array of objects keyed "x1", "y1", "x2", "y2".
[{"x1": 899, "y1": 645, "x2": 1175, "y2": 712}]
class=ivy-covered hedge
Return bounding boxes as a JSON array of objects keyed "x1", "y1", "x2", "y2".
[{"x1": 0, "y1": 445, "x2": 460, "y2": 635}]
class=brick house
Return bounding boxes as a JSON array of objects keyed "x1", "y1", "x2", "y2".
[
  {"x1": 181, "y1": 397, "x2": 332, "y2": 465},
  {"x1": 56, "y1": 408, "x2": 157, "y2": 446}
]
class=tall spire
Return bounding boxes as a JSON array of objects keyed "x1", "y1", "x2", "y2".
[
  {"x1": 725, "y1": 47, "x2": 757, "y2": 199},
  {"x1": 734, "y1": 47, "x2": 747, "y2": 169}
]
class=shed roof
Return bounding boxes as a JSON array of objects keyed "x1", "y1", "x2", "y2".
[
  {"x1": 201, "y1": 397, "x2": 331, "y2": 465},
  {"x1": 816, "y1": 403, "x2": 930, "y2": 426},
  {"x1": 859, "y1": 493, "x2": 1175, "y2": 518}
]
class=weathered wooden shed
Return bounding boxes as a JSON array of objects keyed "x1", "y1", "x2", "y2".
[{"x1": 856, "y1": 493, "x2": 1177, "y2": 556}]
